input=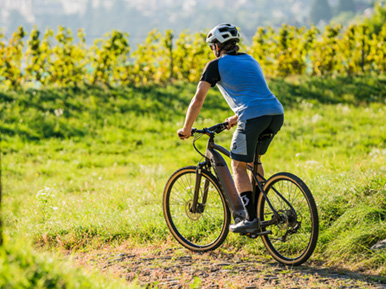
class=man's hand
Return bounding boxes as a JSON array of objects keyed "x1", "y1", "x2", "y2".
[
  {"x1": 225, "y1": 115, "x2": 238, "y2": 130},
  {"x1": 177, "y1": 128, "x2": 191, "y2": 140}
]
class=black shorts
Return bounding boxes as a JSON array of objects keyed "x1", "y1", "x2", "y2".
[{"x1": 230, "y1": 114, "x2": 284, "y2": 163}]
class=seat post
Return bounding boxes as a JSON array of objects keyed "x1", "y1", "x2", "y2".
[
  {"x1": 252, "y1": 133, "x2": 273, "y2": 205},
  {"x1": 253, "y1": 141, "x2": 261, "y2": 176},
  {"x1": 251, "y1": 140, "x2": 261, "y2": 207}
]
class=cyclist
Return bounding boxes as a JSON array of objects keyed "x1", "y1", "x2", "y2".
[{"x1": 177, "y1": 23, "x2": 284, "y2": 233}]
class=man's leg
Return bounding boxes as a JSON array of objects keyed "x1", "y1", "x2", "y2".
[
  {"x1": 232, "y1": 159, "x2": 252, "y2": 193},
  {"x1": 229, "y1": 159, "x2": 259, "y2": 232},
  {"x1": 231, "y1": 159, "x2": 257, "y2": 222}
]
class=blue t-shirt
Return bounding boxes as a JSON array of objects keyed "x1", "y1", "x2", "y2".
[{"x1": 200, "y1": 53, "x2": 284, "y2": 121}]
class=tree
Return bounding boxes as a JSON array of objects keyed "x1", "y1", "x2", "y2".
[
  {"x1": 310, "y1": 24, "x2": 342, "y2": 75},
  {"x1": 364, "y1": 0, "x2": 386, "y2": 35},
  {"x1": 2, "y1": 27, "x2": 26, "y2": 88},
  {"x1": 0, "y1": 137, "x2": 2, "y2": 246},
  {"x1": 310, "y1": 0, "x2": 332, "y2": 24}
]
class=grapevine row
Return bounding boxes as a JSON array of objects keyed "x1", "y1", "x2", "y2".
[{"x1": 0, "y1": 23, "x2": 385, "y2": 89}]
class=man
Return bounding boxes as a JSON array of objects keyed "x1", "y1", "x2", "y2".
[{"x1": 177, "y1": 23, "x2": 284, "y2": 233}]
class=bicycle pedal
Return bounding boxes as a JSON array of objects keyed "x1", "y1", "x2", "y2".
[
  {"x1": 245, "y1": 233, "x2": 258, "y2": 239},
  {"x1": 256, "y1": 230, "x2": 272, "y2": 236},
  {"x1": 240, "y1": 229, "x2": 271, "y2": 239},
  {"x1": 239, "y1": 232, "x2": 257, "y2": 238}
]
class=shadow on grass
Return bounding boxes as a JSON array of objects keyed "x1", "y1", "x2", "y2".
[
  {"x1": 269, "y1": 75, "x2": 386, "y2": 108},
  {"x1": 1, "y1": 76, "x2": 385, "y2": 142}
]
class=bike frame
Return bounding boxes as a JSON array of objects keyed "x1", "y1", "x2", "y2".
[
  {"x1": 190, "y1": 129, "x2": 297, "y2": 227},
  {"x1": 190, "y1": 133, "x2": 246, "y2": 221}
]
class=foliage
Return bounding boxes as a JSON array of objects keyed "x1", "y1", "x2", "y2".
[
  {"x1": 2, "y1": 15, "x2": 386, "y2": 89},
  {"x1": 364, "y1": 0, "x2": 386, "y2": 34},
  {"x1": 310, "y1": 24, "x2": 342, "y2": 76},
  {"x1": 132, "y1": 29, "x2": 170, "y2": 85},
  {"x1": 91, "y1": 30, "x2": 130, "y2": 87},
  {"x1": 51, "y1": 27, "x2": 87, "y2": 87},
  {"x1": 173, "y1": 31, "x2": 212, "y2": 83},
  {"x1": 0, "y1": 27, "x2": 25, "y2": 88},
  {"x1": 274, "y1": 25, "x2": 311, "y2": 76},
  {"x1": 368, "y1": 24, "x2": 386, "y2": 73}
]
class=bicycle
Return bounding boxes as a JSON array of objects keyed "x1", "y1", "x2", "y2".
[{"x1": 163, "y1": 122, "x2": 319, "y2": 266}]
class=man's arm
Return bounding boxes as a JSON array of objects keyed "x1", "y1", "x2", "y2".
[{"x1": 177, "y1": 81, "x2": 211, "y2": 139}]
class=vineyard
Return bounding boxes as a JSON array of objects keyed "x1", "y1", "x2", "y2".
[
  {"x1": 1, "y1": 18, "x2": 386, "y2": 89},
  {"x1": 1, "y1": 3, "x2": 386, "y2": 288}
]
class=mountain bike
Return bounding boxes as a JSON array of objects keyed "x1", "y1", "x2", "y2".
[{"x1": 163, "y1": 122, "x2": 319, "y2": 266}]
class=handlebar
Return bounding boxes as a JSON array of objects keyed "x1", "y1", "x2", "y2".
[
  {"x1": 178, "y1": 122, "x2": 229, "y2": 157},
  {"x1": 177, "y1": 122, "x2": 229, "y2": 139},
  {"x1": 191, "y1": 122, "x2": 228, "y2": 136}
]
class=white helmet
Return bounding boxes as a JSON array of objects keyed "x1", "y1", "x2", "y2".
[{"x1": 206, "y1": 23, "x2": 240, "y2": 45}]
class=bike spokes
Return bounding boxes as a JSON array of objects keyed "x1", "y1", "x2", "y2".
[
  {"x1": 258, "y1": 173, "x2": 319, "y2": 266},
  {"x1": 163, "y1": 167, "x2": 230, "y2": 251}
]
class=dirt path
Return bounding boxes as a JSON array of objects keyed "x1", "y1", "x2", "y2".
[{"x1": 71, "y1": 245, "x2": 385, "y2": 289}]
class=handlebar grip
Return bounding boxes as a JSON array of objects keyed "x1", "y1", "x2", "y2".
[
  {"x1": 179, "y1": 128, "x2": 196, "y2": 138},
  {"x1": 208, "y1": 122, "x2": 229, "y2": 133}
]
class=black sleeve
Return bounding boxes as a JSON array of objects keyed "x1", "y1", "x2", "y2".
[{"x1": 200, "y1": 59, "x2": 220, "y2": 87}]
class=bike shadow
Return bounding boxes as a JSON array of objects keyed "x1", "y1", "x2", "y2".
[
  {"x1": 278, "y1": 260, "x2": 385, "y2": 287},
  {"x1": 192, "y1": 249, "x2": 385, "y2": 288}
]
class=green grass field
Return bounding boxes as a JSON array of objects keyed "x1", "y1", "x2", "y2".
[
  {"x1": 0, "y1": 238, "x2": 132, "y2": 289},
  {"x1": 1, "y1": 76, "x2": 385, "y2": 279}
]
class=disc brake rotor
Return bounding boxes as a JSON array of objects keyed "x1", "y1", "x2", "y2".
[
  {"x1": 277, "y1": 210, "x2": 297, "y2": 230},
  {"x1": 185, "y1": 200, "x2": 202, "y2": 221}
]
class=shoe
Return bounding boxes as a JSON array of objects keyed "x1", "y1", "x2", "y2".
[{"x1": 229, "y1": 218, "x2": 259, "y2": 233}]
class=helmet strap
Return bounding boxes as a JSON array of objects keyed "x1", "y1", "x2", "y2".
[
  {"x1": 215, "y1": 42, "x2": 237, "y2": 57},
  {"x1": 216, "y1": 44, "x2": 226, "y2": 58}
]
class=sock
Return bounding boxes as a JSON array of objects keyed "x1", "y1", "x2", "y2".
[{"x1": 240, "y1": 191, "x2": 256, "y2": 221}]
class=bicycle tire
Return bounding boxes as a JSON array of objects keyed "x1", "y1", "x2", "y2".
[
  {"x1": 163, "y1": 166, "x2": 230, "y2": 251},
  {"x1": 257, "y1": 172, "x2": 319, "y2": 266}
]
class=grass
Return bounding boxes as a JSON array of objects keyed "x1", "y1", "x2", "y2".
[
  {"x1": 0, "y1": 237, "x2": 131, "y2": 289},
  {"x1": 1, "y1": 76, "x2": 385, "y2": 278}
]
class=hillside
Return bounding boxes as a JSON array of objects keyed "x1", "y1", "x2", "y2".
[{"x1": 1, "y1": 76, "x2": 385, "y2": 287}]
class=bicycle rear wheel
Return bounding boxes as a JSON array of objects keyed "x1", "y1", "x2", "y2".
[
  {"x1": 163, "y1": 166, "x2": 230, "y2": 251},
  {"x1": 257, "y1": 172, "x2": 319, "y2": 266}
]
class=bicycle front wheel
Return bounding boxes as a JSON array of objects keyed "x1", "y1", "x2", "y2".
[
  {"x1": 257, "y1": 172, "x2": 319, "y2": 266},
  {"x1": 163, "y1": 166, "x2": 230, "y2": 252}
]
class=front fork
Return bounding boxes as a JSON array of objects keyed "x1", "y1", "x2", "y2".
[{"x1": 190, "y1": 162, "x2": 209, "y2": 214}]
